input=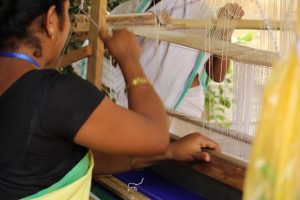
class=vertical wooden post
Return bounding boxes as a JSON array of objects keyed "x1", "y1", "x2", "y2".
[{"x1": 87, "y1": 0, "x2": 107, "y2": 89}]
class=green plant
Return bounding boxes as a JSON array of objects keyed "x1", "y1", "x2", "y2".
[
  {"x1": 204, "y1": 32, "x2": 256, "y2": 127},
  {"x1": 205, "y1": 62, "x2": 233, "y2": 127}
]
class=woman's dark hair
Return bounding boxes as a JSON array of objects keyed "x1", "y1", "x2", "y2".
[{"x1": 0, "y1": 0, "x2": 67, "y2": 56}]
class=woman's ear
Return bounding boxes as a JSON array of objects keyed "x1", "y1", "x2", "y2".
[{"x1": 45, "y1": 5, "x2": 57, "y2": 39}]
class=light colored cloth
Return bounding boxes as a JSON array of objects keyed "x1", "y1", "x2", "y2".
[
  {"x1": 176, "y1": 85, "x2": 205, "y2": 118},
  {"x1": 23, "y1": 152, "x2": 94, "y2": 200},
  {"x1": 72, "y1": 40, "x2": 89, "y2": 79},
  {"x1": 109, "y1": 0, "x2": 213, "y2": 118}
]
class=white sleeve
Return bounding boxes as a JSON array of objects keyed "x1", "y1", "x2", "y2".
[{"x1": 110, "y1": 0, "x2": 140, "y2": 14}]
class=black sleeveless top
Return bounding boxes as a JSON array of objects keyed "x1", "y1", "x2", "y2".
[{"x1": 0, "y1": 69, "x2": 104, "y2": 199}]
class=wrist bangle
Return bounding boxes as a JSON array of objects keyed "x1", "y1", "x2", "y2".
[
  {"x1": 126, "y1": 77, "x2": 152, "y2": 91},
  {"x1": 129, "y1": 156, "x2": 143, "y2": 170}
]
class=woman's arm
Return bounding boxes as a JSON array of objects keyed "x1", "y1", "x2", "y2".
[
  {"x1": 205, "y1": 55, "x2": 229, "y2": 82},
  {"x1": 206, "y1": 3, "x2": 244, "y2": 82},
  {"x1": 92, "y1": 133, "x2": 220, "y2": 175},
  {"x1": 74, "y1": 29, "x2": 169, "y2": 156}
]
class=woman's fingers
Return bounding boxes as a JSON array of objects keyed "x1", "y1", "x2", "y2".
[
  {"x1": 204, "y1": 140, "x2": 221, "y2": 152},
  {"x1": 195, "y1": 151, "x2": 211, "y2": 162},
  {"x1": 197, "y1": 135, "x2": 221, "y2": 152},
  {"x1": 218, "y1": 3, "x2": 244, "y2": 20},
  {"x1": 98, "y1": 26, "x2": 111, "y2": 43},
  {"x1": 98, "y1": 28, "x2": 141, "y2": 65}
]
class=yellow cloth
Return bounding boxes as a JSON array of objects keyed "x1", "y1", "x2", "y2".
[
  {"x1": 31, "y1": 152, "x2": 94, "y2": 200},
  {"x1": 243, "y1": 48, "x2": 300, "y2": 200}
]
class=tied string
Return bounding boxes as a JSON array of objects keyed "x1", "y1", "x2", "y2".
[
  {"x1": 55, "y1": 0, "x2": 108, "y2": 69},
  {"x1": 127, "y1": 177, "x2": 145, "y2": 200},
  {"x1": 79, "y1": 8, "x2": 101, "y2": 32},
  {"x1": 254, "y1": 0, "x2": 278, "y2": 53},
  {"x1": 78, "y1": 0, "x2": 113, "y2": 35},
  {"x1": 78, "y1": 0, "x2": 116, "y2": 100}
]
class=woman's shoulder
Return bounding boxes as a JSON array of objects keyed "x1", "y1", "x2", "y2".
[
  {"x1": 37, "y1": 70, "x2": 105, "y2": 142},
  {"x1": 41, "y1": 70, "x2": 100, "y2": 94},
  {"x1": 36, "y1": 69, "x2": 81, "y2": 83}
]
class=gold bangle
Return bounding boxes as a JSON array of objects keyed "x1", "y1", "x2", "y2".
[
  {"x1": 126, "y1": 77, "x2": 151, "y2": 91},
  {"x1": 129, "y1": 156, "x2": 143, "y2": 170}
]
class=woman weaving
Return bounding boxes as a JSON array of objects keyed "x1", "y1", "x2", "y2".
[{"x1": 0, "y1": 0, "x2": 219, "y2": 199}]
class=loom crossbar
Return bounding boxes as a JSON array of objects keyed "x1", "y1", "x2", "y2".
[
  {"x1": 74, "y1": 14, "x2": 286, "y2": 32},
  {"x1": 132, "y1": 28, "x2": 278, "y2": 66},
  {"x1": 47, "y1": 45, "x2": 93, "y2": 69}
]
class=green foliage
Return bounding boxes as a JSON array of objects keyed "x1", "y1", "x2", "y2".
[
  {"x1": 232, "y1": 31, "x2": 256, "y2": 44},
  {"x1": 69, "y1": 0, "x2": 79, "y2": 15},
  {"x1": 205, "y1": 63, "x2": 233, "y2": 126},
  {"x1": 204, "y1": 31, "x2": 256, "y2": 126}
]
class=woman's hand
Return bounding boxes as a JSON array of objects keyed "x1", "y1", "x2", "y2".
[
  {"x1": 99, "y1": 28, "x2": 141, "y2": 66},
  {"x1": 166, "y1": 133, "x2": 221, "y2": 162},
  {"x1": 218, "y1": 3, "x2": 244, "y2": 20},
  {"x1": 216, "y1": 3, "x2": 245, "y2": 41},
  {"x1": 92, "y1": 133, "x2": 220, "y2": 175}
]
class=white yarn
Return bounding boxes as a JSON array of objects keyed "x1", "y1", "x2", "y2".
[{"x1": 127, "y1": 178, "x2": 145, "y2": 200}]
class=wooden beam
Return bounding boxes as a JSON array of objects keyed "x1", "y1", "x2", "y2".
[
  {"x1": 73, "y1": 14, "x2": 286, "y2": 32},
  {"x1": 232, "y1": 19, "x2": 284, "y2": 30},
  {"x1": 167, "y1": 112, "x2": 249, "y2": 191},
  {"x1": 94, "y1": 176, "x2": 150, "y2": 200},
  {"x1": 73, "y1": 12, "x2": 166, "y2": 32},
  {"x1": 86, "y1": 0, "x2": 107, "y2": 89},
  {"x1": 73, "y1": 14, "x2": 90, "y2": 32},
  {"x1": 132, "y1": 28, "x2": 278, "y2": 66},
  {"x1": 167, "y1": 110, "x2": 253, "y2": 144},
  {"x1": 46, "y1": 45, "x2": 92, "y2": 69},
  {"x1": 95, "y1": 135, "x2": 246, "y2": 193},
  {"x1": 94, "y1": 134, "x2": 246, "y2": 198},
  {"x1": 72, "y1": 17, "x2": 279, "y2": 67},
  {"x1": 170, "y1": 134, "x2": 247, "y2": 191},
  {"x1": 170, "y1": 19, "x2": 285, "y2": 30},
  {"x1": 107, "y1": 12, "x2": 158, "y2": 28},
  {"x1": 189, "y1": 150, "x2": 246, "y2": 191}
]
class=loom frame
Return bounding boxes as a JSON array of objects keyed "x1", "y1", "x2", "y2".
[{"x1": 52, "y1": 1, "x2": 250, "y2": 198}]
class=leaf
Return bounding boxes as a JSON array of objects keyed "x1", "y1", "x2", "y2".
[
  {"x1": 219, "y1": 87, "x2": 224, "y2": 95},
  {"x1": 220, "y1": 99, "x2": 231, "y2": 108},
  {"x1": 215, "y1": 107, "x2": 225, "y2": 113},
  {"x1": 215, "y1": 115, "x2": 225, "y2": 121}
]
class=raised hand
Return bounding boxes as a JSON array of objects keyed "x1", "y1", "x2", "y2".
[
  {"x1": 99, "y1": 28, "x2": 141, "y2": 67},
  {"x1": 211, "y1": 3, "x2": 245, "y2": 41},
  {"x1": 218, "y1": 3, "x2": 244, "y2": 20}
]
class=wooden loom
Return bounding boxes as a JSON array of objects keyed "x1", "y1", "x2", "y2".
[{"x1": 48, "y1": 0, "x2": 297, "y2": 199}]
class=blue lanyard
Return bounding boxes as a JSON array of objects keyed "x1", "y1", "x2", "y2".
[{"x1": 0, "y1": 52, "x2": 40, "y2": 68}]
